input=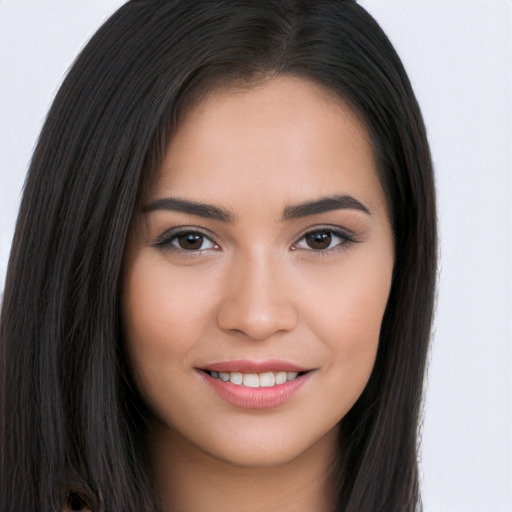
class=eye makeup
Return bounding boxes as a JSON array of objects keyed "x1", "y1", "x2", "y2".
[{"x1": 151, "y1": 222, "x2": 360, "y2": 259}]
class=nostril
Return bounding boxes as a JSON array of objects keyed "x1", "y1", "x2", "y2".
[{"x1": 216, "y1": 297, "x2": 299, "y2": 341}]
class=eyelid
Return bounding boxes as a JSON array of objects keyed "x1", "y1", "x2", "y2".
[
  {"x1": 291, "y1": 225, "x2": 357, "y2": 251},
  {"x1": 151, "y1": 224, "x2": 358, "y2": 254},
  {"x1": 152, "y1": 226, "x2": 219, "y2": 250}
]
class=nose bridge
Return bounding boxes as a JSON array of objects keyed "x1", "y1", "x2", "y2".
[{"x1": 216, "y1": 245, "x2": 298, "y2": 340}]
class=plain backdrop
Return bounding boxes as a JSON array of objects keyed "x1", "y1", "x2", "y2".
[{"x1": 0, "y1": 1, "x2": 510, "y2": 511}]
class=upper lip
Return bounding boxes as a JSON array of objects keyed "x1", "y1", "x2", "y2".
[{"x1": 201, "y1": 359, "x2": 310, "y2": 373}]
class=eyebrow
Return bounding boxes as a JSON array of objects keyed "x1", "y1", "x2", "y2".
[
  {"x1": 143, "y1": 193, "x2": 370, "y2": 222},
  {"x1": 143, "y1": 197, "x2": 235, "y2": 222},
  {"x1": 282, "y1": 194, "x2": 370, "y2": 220}
]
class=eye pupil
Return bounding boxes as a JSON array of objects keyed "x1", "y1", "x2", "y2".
[
  {"x1": 178, "y1": 233, "x2": 203, "y2": 250},
  {"x1": 306, "y1": 232, "x2": 332, "y2": 250}
]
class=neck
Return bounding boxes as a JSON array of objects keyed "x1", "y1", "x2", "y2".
[{"x1": 149, "y1": 424, "x2": 338, "y2": 512}]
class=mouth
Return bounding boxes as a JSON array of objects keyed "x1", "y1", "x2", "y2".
[
  {"x1": 202, "y1": 369, "x2": 308, "y2": 388},
  {"x1": 197, "y1": 360, "x2": 314, "y2": 409}
]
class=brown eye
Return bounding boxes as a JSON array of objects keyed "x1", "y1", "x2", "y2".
[
  {"x1": 154, "y1": 230, "x2": 217, "y2": 251},
  {"x1": 176, "y1": 233, "x2": 205, "y2": 250},
  {"x1": 293, "y1": 228, "x2": 353, "y2": 252},
  {"x1": 305, "y1": 231, "x2": 332, "y2": 250}
]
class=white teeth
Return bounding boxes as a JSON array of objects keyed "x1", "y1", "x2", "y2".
[
  {"x1": 209, "y1": 370, "x2": 302, "y2": 387},
  {"x1": 275, "y1": 371, "x2": 287, "y2": 385},
  {"x1": 242, "y1": 373, "x2": 259, "y2": 388},
  {"x1": 259, "y1": 371, "x2": 275, "y2": 387},
  {"x1": 230, "y1": 372, "x2": 243, "y2": 385}
]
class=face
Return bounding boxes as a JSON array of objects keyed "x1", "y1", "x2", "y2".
[{"x1": 122, "y1": 77, "x2": 394, "y2": 468}]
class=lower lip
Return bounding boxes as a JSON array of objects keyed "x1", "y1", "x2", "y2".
[{"x1": 200, "y1": 371, "x2": 312, "y2": 409}]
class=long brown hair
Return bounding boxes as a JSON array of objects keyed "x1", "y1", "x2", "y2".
[{"x1": 0, "y1": 1, "x2": 436, "y2": 510}]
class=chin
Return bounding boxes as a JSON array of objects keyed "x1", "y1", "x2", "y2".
[{"x1": 174, "y1": 419, "x2": 340, "y2": 470}]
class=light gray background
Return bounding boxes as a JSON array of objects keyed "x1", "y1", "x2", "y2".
[{"x1": 1, "y1": 1, "x2": 510, "y2": 511}]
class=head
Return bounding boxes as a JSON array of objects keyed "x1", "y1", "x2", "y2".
[{"x1": 0, "y1": 1, "x2": 436, "y2": 511}]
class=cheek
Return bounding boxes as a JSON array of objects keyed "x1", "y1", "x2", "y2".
[
  {"x1": 303, "y1": 247, "x2": 393, "y2": 386},
  {"x1": 121, "y1": 256, "x2": 219, "y2": 381}
]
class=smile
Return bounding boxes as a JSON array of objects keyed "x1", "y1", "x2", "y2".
[
  {"x1": 207, "y1": 370, "x2": 301, "y2": 388},
  {"x1": 198, "y1": 361, "x2": 314, "y2": 409}
]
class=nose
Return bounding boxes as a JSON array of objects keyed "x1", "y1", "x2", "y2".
[{"x1": 216, "y1": 251, "x2": 299, "y2": 341}]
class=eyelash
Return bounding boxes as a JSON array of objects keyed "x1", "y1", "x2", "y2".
[
  {"x1": 291, "y1": 227, "x2": 356, "y2": 254},
  {"x1": 153, "y1": 227, "x2": 219, "y2": 254},
  {"x1": 153, "y1": 226, "x2": 357, "y2": 255}
]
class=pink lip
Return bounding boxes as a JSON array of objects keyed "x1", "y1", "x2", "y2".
[
  {"x1": 198, "y1": 362, "x2": 313, "y2": 410},
  {"x1": 202, "y1": 359, "x2": 308, "y2": 373}
]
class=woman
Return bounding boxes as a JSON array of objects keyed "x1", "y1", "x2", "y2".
[{"x1": 0, "y1": 1, "x2": 437, "y2": 511}]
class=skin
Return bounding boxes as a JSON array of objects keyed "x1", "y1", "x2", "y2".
[{"x1": 122, "y1": 76, "x2": 394, "y2": 512}]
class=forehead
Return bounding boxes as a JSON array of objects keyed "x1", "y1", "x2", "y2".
[{"x1": 149, "y1": 76, "x2": 385, "y2": 217}]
